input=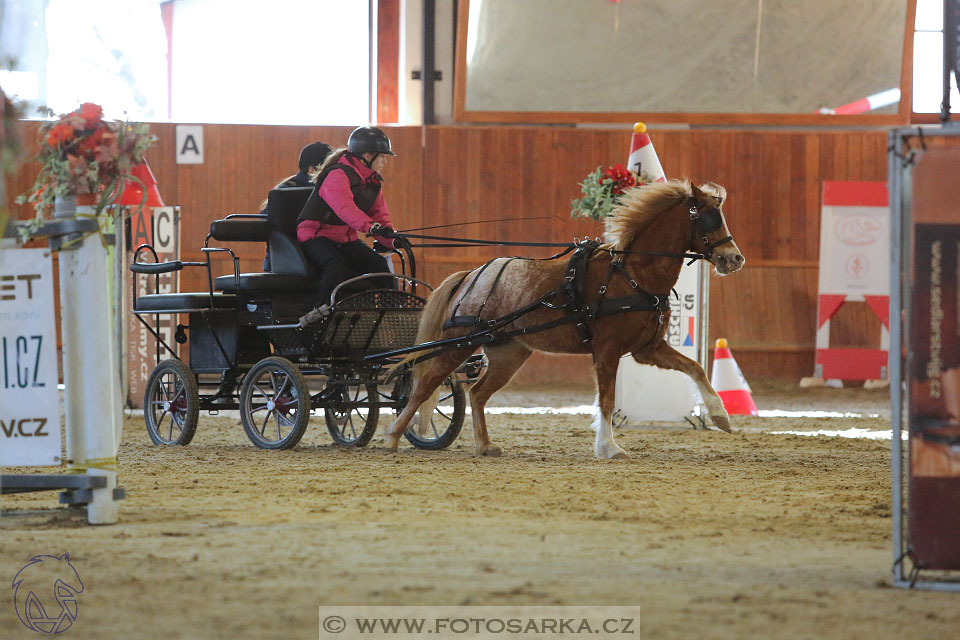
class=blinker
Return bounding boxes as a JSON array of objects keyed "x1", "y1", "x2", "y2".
[{"x1": 699, "y1": 208, "x2": 723, "y2": 233}]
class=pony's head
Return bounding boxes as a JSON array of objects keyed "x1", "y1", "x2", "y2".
[
  {"x1": 604, "y1": 179, "x2": 744, "y2": 275},
  {"x1": 687, "y1": 182, "x2": 744, "y2": 275}
]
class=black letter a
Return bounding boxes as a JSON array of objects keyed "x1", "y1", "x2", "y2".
[{"x1": 180, "y1": 135, "x2": 200, "y2": 155}]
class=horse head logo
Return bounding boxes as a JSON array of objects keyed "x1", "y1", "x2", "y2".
[{"x1": 12, "y1": 553, "x2": 84, "y2": 634}]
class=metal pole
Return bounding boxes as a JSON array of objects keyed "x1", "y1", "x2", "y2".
[
  {"x1": 943, "y1": 1, "x2": 955, "y2": 123},
  {"x1": 888, "y1": 129, "x2": 905, "y2": 582}
]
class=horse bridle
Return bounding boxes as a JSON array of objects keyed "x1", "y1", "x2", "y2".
[{"x1": 689, "y1": 197, "x2": 733, "y2": 260}]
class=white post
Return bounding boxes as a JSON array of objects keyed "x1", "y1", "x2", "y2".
[{"x1": 55, "y1": 197, "x2": 120, "y2": 524}]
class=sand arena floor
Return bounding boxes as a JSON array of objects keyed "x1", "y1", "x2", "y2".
[{"x1": 2, "y1": 381, "x2": 958, "y2": 639}]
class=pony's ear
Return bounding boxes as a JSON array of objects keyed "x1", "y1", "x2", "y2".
[{"x1": 690, "y1": 182, "x2": 706, "y2": 202}]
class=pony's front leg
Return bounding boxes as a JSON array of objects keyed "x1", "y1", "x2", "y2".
[
  {"x1": 593, "y1": 351, "x2": 628, "y2": 459},
  {"x1": 634, "y1": 342, "x2": 731, "y2": 433}
]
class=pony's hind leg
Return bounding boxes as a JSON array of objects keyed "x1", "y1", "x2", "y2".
[
  {"x1": 382, "y1": 350, "x2": 471, "y2": 451},
  {"x1": 594, "y1": 349, "x2": 629, "y2": 459},
  {"x1": 634, "y1": 341, "x2": 731, "y2": 433},
  {"x1": 468, "y1": 343, "x2": 533, "y2": 457}
]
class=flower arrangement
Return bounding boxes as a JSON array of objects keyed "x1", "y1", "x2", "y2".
[
  {"x1": 17, "y1": 102, "x2": 155, "y2": 236},
  {"x1": 570, "y1": 163, "x2": 650, "y2": 220}
]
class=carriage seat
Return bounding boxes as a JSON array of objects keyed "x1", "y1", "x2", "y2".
[
  {"x1": 214, "y1": 272, "x2": 312, "y2": 293},
  {"x1": 133, "y1": 292, "x2": 237, "y2": 314},
  {"x1": 210, "y1": 187, "x2": 316, "y2": 294}
]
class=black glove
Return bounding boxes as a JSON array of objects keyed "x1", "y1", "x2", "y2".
[
  {"x1": 368, "y1": 223, "x2": 395, "y2": 238},
  {"x1": 372, "y1": 240, "x2": 393, "y2": 253}
]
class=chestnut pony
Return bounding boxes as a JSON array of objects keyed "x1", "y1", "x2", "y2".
[{"x1": 383, "y1": 180, "x2": 745, "y2": 458}]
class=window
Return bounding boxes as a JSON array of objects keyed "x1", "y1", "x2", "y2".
[
  {"x1": 914, "y1": 0, "x2": 960, "y2": 113},
  {"x1": 0, "y1": 0, "x2": 371, "y2": 125}
]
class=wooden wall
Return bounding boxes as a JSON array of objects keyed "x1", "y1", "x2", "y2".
[{"x1": 6, "y1": 122, "x2": 898, "y2": 385}]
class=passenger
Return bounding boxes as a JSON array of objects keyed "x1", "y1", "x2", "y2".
[
  {"x1": 261, "y1": 141, "x2": 332, "y2": 270},
  {"x1": 296, "y1": 126, "x2": 401, "y2": 308}
]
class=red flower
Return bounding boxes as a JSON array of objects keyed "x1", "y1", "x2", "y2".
[
  {"x1": 47, "y1": 123, "x2": 75, "y2": 147},
  {"x1": 77, "y1": 127, "x2": 106, "y2": 157},
  {"x1": 600, "y1": 163, "x2": 637, "y2": 195},
  {"x1": 77, "y1": 102, "x2": 103, "y2": 126}
]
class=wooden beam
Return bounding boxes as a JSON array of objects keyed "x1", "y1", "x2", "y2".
[{"x1": 377, "y1": 0, "x2": 400, "y2": 124}]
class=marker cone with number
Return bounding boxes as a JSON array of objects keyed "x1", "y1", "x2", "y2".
[
  {"x1": 711, "y1": 338, "x2": 758, "y2": 416},
  {"x1": 627, "y1": 122, "x2": 666, "y2": 183}
]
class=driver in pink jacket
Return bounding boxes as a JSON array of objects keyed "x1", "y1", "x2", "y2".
[{"x1": 295, "y1": 126, "x2": 400, "y2": 307}]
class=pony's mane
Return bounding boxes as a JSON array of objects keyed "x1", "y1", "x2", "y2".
[{"x1": 601, "y1": 179, "x2": 726, "y2": 251}]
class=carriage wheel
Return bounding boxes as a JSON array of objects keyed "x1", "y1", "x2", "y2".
[
  {"x1": 239, "y1": 357, "x2": 310, "y2": 450},
  {"x1": 144, "y1": 359, "x2": 199, "y2": 446},
  {"x1": 324, "y1": 381, "x2": 379, "y2": 448},
  {"x1": 394, "y1": 373, "x2": 466, "y2": 450}
]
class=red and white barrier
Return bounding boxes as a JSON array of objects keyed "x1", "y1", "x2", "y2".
[
  {"x1": 810, "y1": 181, "x2": 890, "y2": 383},
  {"x1": 711, "y1": 338, "x2": 758, "y2": 416},
  {"x1": 819, "y1": 88, "x2": 900, "y2": 115}
]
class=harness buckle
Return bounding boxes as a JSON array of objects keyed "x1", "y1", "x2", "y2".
[
  {"x1": 689, "y1": 206, "x2": 700, "y2": 220},
  {"x1": 487, "y1": 319, "x2": 498, "y2": 327},
  {"x1": 575, "y1": 321, "x2": 592, "y2": 344},
  {"x1": 629, "y1": 279, "x2": 638, "y2": 289},
  {"x1": 599, "y1": 285, "x2": 607, "y2": 295}
]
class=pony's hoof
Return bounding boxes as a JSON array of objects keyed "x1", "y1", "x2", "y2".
[
  {"x1": 712, "y1": 415, "x2": 732, "y2": 433},
  {"x1": 477, "y1": 444, "x2": 502, "y2": 457},
  {"x1": 596, "y1": 444, "x2": 628, "y2": 459}
]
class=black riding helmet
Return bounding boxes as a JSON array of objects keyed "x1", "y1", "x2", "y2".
[
  {"x1": 299, "y1": 141, "x2": 333, "y2": 171},
  {"x1": 347, "y1": 126, "x2": 396, "y2": 157}
]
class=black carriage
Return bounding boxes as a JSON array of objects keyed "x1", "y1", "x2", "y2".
[{"x1": 130, "y1": 187, "x2": 479, "y2": 450}]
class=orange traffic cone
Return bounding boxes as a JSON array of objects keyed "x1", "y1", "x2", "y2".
[{"x1": 711, "y1": 338, "x2": 758, "y2": 416}]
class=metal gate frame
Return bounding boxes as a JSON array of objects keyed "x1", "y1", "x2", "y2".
[{"x1": 889, "y1": 125, "x2": 960, "y2": 591}]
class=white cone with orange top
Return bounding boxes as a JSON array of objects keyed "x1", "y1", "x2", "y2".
[
  {"x1": 627, "y1": 122, "x2": 666, "y2": 183},
  {"x1": 711, "y1": 338, "x2": 758, "y2": 416}
]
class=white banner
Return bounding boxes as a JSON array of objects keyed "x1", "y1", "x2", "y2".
[
  {"x1": 615, "y1": 261, "x2": 703, "y2": 422},
  {"x1": 0, "y1": 249, "x2": 62, "y2": 466},
  {"x1": 818, "y1": 185, "x2": 890, "y2": 299}
]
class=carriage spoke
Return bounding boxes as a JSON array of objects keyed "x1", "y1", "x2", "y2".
[
  {"x1": 260, "y1": 410, "x2": 273, "y2": 437},
  {"x1": 275, "y1": 413, "x2": 282, "y2": 441},
  {"x1": 274, "y1": 374, "x2": 291, "y2": 401},
  {"x1": 158, "y1": 377, "x2": 171, "y2": 403},
  {"x1": 252, "y1": 382, "x2": 272, "y2": 402},
  {"x1": 269, "y1": 371, "x2": 285, "y2": 400}
]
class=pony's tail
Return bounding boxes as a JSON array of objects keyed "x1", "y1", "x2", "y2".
[{"x1": 411, "y1": 270, "x2": 470, "y2": 430}]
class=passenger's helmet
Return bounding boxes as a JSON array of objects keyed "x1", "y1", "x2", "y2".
[
  {"x1": 298, "y1": 141, "x2": 333, "y2": 171},
  {"x1": 347, "y1": 126, "x2": 396, "y2": 157}
]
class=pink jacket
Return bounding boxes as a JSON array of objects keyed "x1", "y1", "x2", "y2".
[{"x1": 296, "y1": 154, "x2": 394, "y2": 247}]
